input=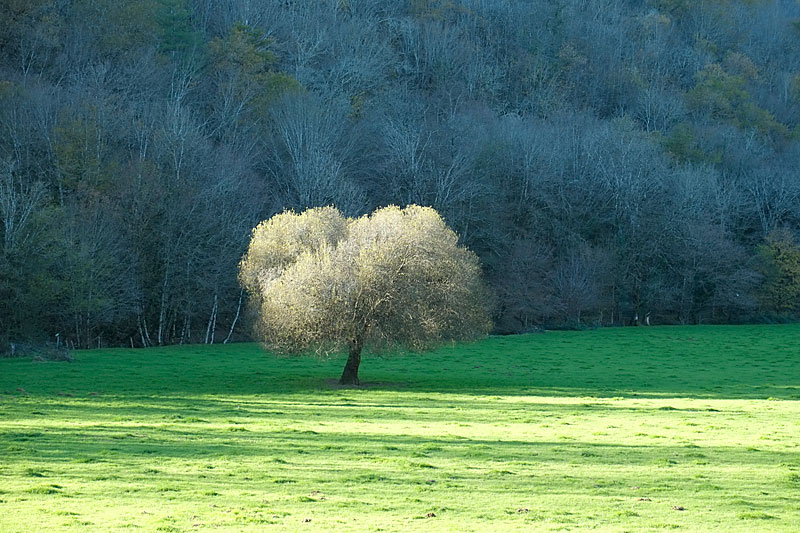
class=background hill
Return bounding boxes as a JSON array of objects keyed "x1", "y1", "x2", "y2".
[{"x1": 2, "y1": 0, "x2": 800, "y2": 348}]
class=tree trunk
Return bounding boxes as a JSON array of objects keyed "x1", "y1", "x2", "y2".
[
  {"x1": 205, "y1": 293, "x2": 218, "y2": 344},
  {"x1": 180, "y1": 314, "x2": 189, "y2": 345},
  {"x1": 158, "y1": 272, "x2": 169, "y2": 345},
  {"x1": 224, "y1": 289, "x2": 244, "y2": 344},
  {"x1": 339, "y1": 341, "x2": 362, "y2": 385}
]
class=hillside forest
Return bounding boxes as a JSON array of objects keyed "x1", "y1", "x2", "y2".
[{"x1": 2, "y1": 0, "x2": 800, "y2": 350}]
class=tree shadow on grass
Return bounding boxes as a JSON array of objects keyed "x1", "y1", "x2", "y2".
[
  {"x1": 4, "y1": 386, "x2": 799, "y2": 465},
  {"x1": 4, "y1": 424, "x2": 800, "y2": 476},
  {"x1": 0, "y1": 390, "x2": 783, "y2": 430}
]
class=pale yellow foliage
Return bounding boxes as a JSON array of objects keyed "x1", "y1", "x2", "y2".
[
  {"x1": 240, "y1": 205, "x2": 491, "y2": 357},
  {"x1": 238, "y1": 206, "x2": 348, "y2": 297}
]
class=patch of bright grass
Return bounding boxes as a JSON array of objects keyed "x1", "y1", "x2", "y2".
[{"x1": 1, "y1": 324, "x2": 799, "y2": 531}]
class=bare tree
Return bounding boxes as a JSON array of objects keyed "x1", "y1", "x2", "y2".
[
  {"x1": 268, "y1": 94, "x2": 366, "y2": 214},
  {"x1": 492, "y1": 239, "x2": 558, "y2": 332},
  {"x1": 554, "y1": 244, "x2": 609, "y2": 325},
  {"x1": 0, "y1": 159, "x2": 46, "y2": 253}
]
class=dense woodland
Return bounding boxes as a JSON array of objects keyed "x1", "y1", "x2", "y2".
[{"x1": 2, "y1": 0, "x2": 800, "y2": 351}]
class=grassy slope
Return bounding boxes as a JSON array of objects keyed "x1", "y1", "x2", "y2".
[{"x1": 0, "y1": 324, "x2": 798, "y2": 532}]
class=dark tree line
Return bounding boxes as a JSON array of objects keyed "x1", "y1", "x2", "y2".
[{"x1": 2, "y1": 0, "x2": 800, "y2": 351}]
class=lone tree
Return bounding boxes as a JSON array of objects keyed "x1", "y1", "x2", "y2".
[{"x1": 239, "y1": 205, "x2": 492, "y2": 384}]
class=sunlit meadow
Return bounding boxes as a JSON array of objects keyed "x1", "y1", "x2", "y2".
[{"x1": 1, "y1": 324, "x2": 799, "y2": 531}]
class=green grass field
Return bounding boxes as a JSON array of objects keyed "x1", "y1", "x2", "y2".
[{"x1": 1, "y1": 325, "x2": 799, "y2": 532}]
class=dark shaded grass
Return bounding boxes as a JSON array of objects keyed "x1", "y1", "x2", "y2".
[{"x1": 2, "y1": 324, "x2": 798, "y2": 399}]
